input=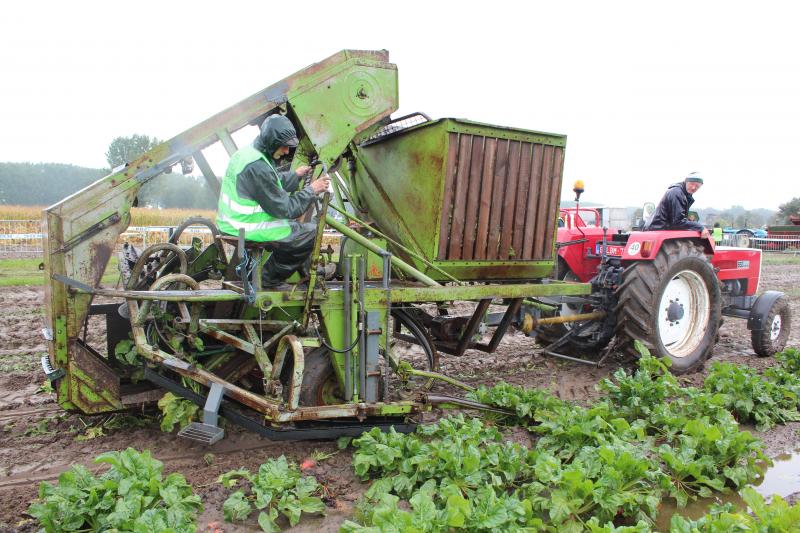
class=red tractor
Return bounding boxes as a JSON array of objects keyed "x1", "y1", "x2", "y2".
[{"x1": 535, "y1": 182, "x2": 792, "y2": 374}]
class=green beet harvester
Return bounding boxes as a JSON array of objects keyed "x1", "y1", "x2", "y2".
[{"x1": 41, "y1": 50, "x2": 591, "y2": 442}]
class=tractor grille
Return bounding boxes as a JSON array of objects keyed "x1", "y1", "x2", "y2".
[{"x1": 438, "y1": 133, "x2": 564, "y2": 261}]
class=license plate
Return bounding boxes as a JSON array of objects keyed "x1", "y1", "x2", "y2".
[{"x1": 595, "y1": 243, "x2": 625, "y2": 256}]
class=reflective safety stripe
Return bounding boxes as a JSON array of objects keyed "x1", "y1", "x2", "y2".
[
  {"x1": 219, "y1": 191, "x2": 261, "y2": 215},
  {"x1": 216, "y1": 212, "x2": 291, "y2": 232},
  {"x1": 217, "y1": 145, "x2": 291, "y2": 242}
]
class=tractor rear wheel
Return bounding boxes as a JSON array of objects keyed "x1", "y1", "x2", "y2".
[{"x1": 614, "y1": 240, "x2": 722, "y2": 374}]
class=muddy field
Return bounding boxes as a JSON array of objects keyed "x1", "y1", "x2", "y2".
[{"x1": 1, "y1": 260, "x2": 799, "y2": 532}]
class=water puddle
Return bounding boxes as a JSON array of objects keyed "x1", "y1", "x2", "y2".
[
  {"x1": 654, "y1": 448, "x2": 800, "y2": 529},
  {"x1": 753, "y1": 449, "x2": 800, "y2": 498}
]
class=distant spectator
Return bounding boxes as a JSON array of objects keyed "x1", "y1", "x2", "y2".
[{"x1": 712, "y1": 222, "x2": 723, "y2": 245}]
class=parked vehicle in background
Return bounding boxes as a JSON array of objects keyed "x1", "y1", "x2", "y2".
[
  {"x1": 723, "y1": 227, "x2": 767, "y2": 248},
  {"x1": 760, "y1": 218, "x2": 800, "y2": 252}
]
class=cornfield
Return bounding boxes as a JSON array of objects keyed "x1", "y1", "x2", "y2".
[
  {"x1": 0, "y1": 205, "x2": 217, "y2": 226},
  {"x1": 0, "y1": 205, "x2": 220, "y2": 257}
]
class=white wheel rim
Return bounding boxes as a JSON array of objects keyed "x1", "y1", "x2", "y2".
[
  {"x1": 657, "y1": 270, "x2": 710, "y2": 358},
  {"x1": 770, "y1": 315, "x2": 782, "y2": 341}
]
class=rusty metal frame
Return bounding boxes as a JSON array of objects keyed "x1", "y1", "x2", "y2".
[{"x1": 475, "y1": 298, "x2": 524, "y2": 353}]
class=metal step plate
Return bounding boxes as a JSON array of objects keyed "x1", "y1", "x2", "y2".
[{"x1": 177, "y1": 422, "x2": 224, "y2": 445}]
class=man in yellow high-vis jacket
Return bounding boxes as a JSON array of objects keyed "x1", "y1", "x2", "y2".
[{"x1": 217, "y1": 114, "x2": 330, "y2": 289}]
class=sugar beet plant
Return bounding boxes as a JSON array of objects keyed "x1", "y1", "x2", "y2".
[
  {"x1": 218, "y1": 455, "x2": 326, "y2": 532},
  {"x1": 703, "y1": 361, "x2": 800, "y2": 431},
  {"x1": 27, "y1": 448, "x2": 202, "y2": 533},
  {"x1": 342, "y1": 347, "x2": 800, "y2": 531},
  {"x1": 342, "y1": 416, "x2": 664, "y2": 532}
]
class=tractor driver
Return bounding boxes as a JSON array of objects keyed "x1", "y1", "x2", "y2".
[
  {"x1": 216, "y1": 114, "x2": 331, "y2": 289},
  {"x1": 645, "y1": 172, "x2": 706, "y2": 233}
]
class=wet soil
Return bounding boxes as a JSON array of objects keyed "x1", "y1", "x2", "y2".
[{"x1": 1, "y1": 262, "x2": 799, "y2": 531}]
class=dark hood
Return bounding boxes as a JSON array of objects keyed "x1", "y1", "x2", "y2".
[
  {"x1": 254, "y1": 115, "x2": 299, "y2": 157},
  {"x1": 670, "y1": 181, "x2": 691, "y2": 198}
]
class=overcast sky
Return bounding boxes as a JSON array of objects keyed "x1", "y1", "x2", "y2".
[{"x1": 1, "y1": 0, "x2": 798, "y2": 210}]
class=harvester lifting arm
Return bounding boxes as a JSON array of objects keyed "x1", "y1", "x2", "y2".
[
  {"x1": 302, "y1": 186, "x2": 332, "y2": 328},
  {"x1": 327, "y1": 202, "x2": 463, "y2": 285},
  {"x1": 324, "y1": 214, "x2": 441, "y2": 287}
]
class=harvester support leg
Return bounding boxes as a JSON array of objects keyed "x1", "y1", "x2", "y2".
[
  {"x1": 476, "y1": 298, "x2": 524, "y2": 353},
  {"x1": 454, "y1": 299, "x2": 492, "y2": 356},
  {"x1": 203, "y1": 382, "x2": 226, "y2": 428}
]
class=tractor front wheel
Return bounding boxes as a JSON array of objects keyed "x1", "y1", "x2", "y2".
[
  {"x1": 614, "y1": 240, "x2": 722, "y2": 374},
  {"x1": 751, "y1": 295, "x2": 791, "y2": 357}
]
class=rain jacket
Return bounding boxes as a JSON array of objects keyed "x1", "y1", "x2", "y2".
[
  {"x1": 217, "y1": 115, "x2": 316, "y2": 241},
  {"x1": 646, "y1": 182, "x2": 704, "y2": 231}
]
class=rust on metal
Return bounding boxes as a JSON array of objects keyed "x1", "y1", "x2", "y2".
[
  {"x1": 499, "y1": 140, "x2": 522, "y2": 259},
  {"x1": 447, "y1": 133, "x2": 473, "y2": 259},
  {"x1": 435, "y1": 131, "x2": 564, "y2": 264},
  {"x1": 461, "y1": 135, "x2": 485, "y2": 259},
  {"x1": 199, "y1": 318, "x2": 291, "y2": 330},
  {"x1": 543, "y1": 147, "x2": 566, "y2": 257},
  {"x1": 522, "y1": 144, "x2": 543, "y2": 260},
  {"x1": 512, "y1": 143, "x2": 533, "y2": 259},
  {"x1": 453, "y1": 299, "x2": 492, "y2": 356},
  {"x1": 280, "y1": 336, "x2": 305, "y2": 410},
  {"x1": 129, "y1": 298, "x2": 282, "y2": 418},
  {"x1": 242, "y1": 323, "x2": 272, "y2": 377},
  {"x1": 202, "y1": 326, "x2": 257, "y2": 355},
  {"x1": 486, "y1": 139, "x2": 509, "y2": 260},
  {"x1": 534, "y1": 145, "x2": 555, "y2": 259},
  {"x1": 483, "y1": 297, "x2": 524, "y2": 353},
  {"x1": 473, "y1": 137, "x2": 497, "y2": 260},
  {"x1": 69, "y1": 340, "x2": 122, "y2": 413},
  {"x1": 437, "y1": 133, "x2": 460, "y2": 260}
]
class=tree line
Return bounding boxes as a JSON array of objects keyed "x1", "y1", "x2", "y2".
[
  {"x1": 0, "y1": 135, "x2": 217, "y2": 209},
  {"x1": 0, "y1": 162, "x2": 217, "y2": 210},
  {"x1": 696, "y1": 200, "x2": 800, "y2": 228}
]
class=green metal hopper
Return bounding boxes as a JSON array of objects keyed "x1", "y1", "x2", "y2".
[{"x1": 349, "y1": 117, "x2": 566, "y2": 280}]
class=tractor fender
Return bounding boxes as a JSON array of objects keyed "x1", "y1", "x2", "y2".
[
  {"x1": 620, "y1": 231, "x2": 715, "y2": 261},
  {"x1": 747, "y1": 290, "x2": 785, "y2": 331}
]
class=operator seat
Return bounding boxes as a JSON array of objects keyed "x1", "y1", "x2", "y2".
[{"x1": 218, "y1": 234, "x2": 284, "y2": 290}]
